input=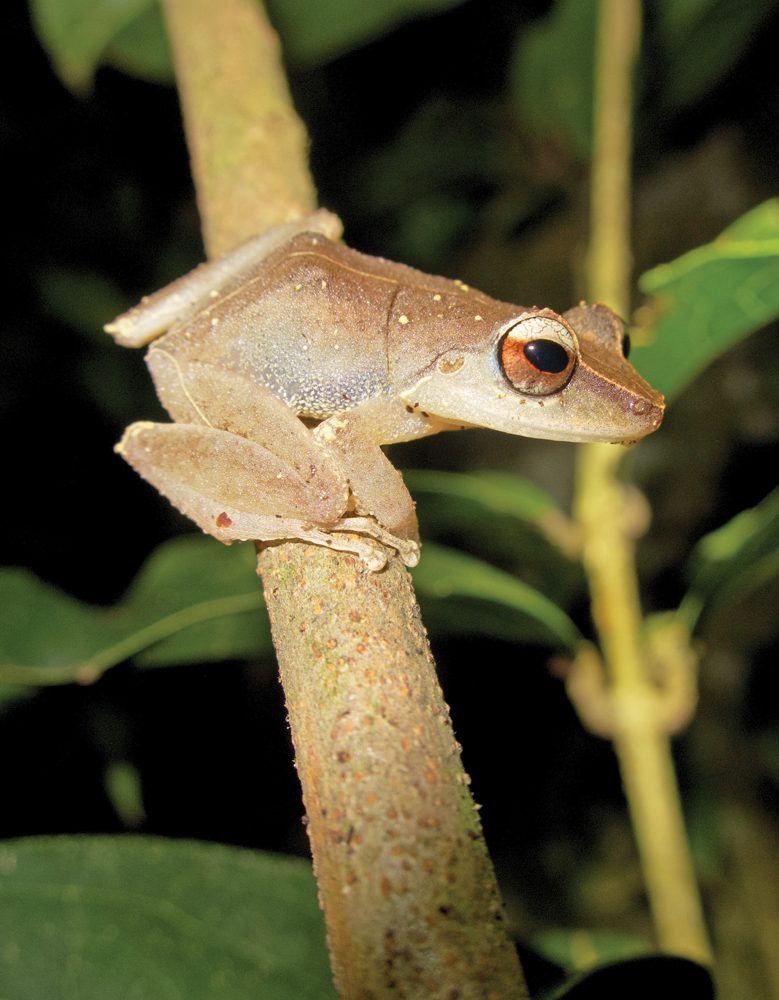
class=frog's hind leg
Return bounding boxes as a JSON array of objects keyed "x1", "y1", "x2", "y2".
[
  {"x1": 127, "y1": 355, "x2": 419, "y2": 566},
  {"x1": 117, "y1": 421, "x2": 390, "y2": 569}
]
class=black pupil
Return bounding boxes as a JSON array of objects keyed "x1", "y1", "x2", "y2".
[
  {"x1": 621, "y1": 332, "x2": 631, "y2": 358},
  {"x1": 523, "y1": 339, "x2": 570, "y2": 374}
]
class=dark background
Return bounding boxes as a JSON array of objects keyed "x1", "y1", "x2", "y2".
[{"x1": 3, "y1": 0, "x2": 779, "y2": 970}]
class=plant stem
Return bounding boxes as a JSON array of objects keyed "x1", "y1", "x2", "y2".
[
  {"x1": 160, "y1": 0, "x2": 528, "y2": 993},
  {"x1": 576, "y1": 0, "x2": 712, "y2": 965},
  {"x1": 260, "y1": 544, "x2": 526, "y2": 998},
  {"x1": 162, "y1": 0, "x2": 315, "y2": 257}
]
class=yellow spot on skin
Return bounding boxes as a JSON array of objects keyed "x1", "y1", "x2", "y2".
[
  {"x1": 433, "y1": 294, "x2": 442, "y2": 301},
  {"x1": 399, "y1": 315, "x2": 409, "y2": 325},
  {"x1": 295, "y1": 283, "x2": 303, "y2": 290},
  {"x1": 474, "y1": 315, "x2": 483, "y2": 321},
  {"x1": 321, "y1": 280, "x2": 327, "y2": 288},
  {"x1": 209, "y1": 289, "x2": 219, "y2": 297},
  {"x1": 211, "y1": 317, "x2": 220, "y2": 326}
]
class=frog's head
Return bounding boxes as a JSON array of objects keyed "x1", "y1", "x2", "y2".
[{"x1": 408, "y1": 303, "x2": 664, "y2": 444}]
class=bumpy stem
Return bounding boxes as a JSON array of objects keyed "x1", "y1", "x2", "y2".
[
  {"x1": 160, "y1": 0, "x2": 528, "y2": 994},
  {"x1": 576, "y1": 0, "x2": 712, "y2": 965},
  {"x1": 260, "y1": 545, "x2": 526, "y2": 998}
]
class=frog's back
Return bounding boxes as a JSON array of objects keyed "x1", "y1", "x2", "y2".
[{"x1": 157, "y1": 234, "x2": 401, "y2": 419}]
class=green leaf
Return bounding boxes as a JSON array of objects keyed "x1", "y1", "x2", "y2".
[
  {"x1": 532, "y1": 928, "x2": 650, "y2": 972},
  {"x1": 103, "y1": 2, "x2": 175, "y2": 84},
  {"x1": 104, "y1": 762, "x2": 146, "y2": 829},
  {"x1": 411, "y1": 543, "x2": 581, "y2": 650},
  {"x1": 405, "y1": 469, "x2": 558, "y2": 522},
  {"x1": 0, "y1": 835, "x2": 335, "y2": 999},
  {"x1": 679, "y1": 483, "x2": 779, "y2": 632},
  {"x1": 633, "y1": 199, "x2": 779, "y2": 400},
  {"x1": 29, "y1": 0, "x2": 154, "y2": 91},
  {"x1": 0, "y1": 537, "x2": 271, "y2": 691},
  {"x1": 511, "y1": 0, "x2": 598, "y2": 158},
  {"x1": 405, "y1": 469, "x2": 580, "y2": 559},
  {"x1": 266, "y1": 0, "x2": 467, "y2": 67},
  {"x1": 655, "y1": 0, "x2": 779, "y2": 109}
]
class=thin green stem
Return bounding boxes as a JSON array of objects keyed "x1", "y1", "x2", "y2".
[{"x1": 576, "y1": 0, "x2": 713, "y2": 966}]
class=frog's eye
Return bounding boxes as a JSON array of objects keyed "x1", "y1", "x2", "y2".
[{"x1": 499, "y1": 314, "x2": 577, "y2": 396}]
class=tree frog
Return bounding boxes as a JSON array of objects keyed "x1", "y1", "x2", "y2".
[{"x1": 106, "y1": 209, "x2": 663, "y2": 570}]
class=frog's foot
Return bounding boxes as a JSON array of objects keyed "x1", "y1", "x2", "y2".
[{"x1": 330, "y1": 517, "x2": 421, "y2": 567}]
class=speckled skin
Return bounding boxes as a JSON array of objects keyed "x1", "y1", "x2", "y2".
[{"x1": 107, "y1": 212, "x2": 663, "y2": 569}]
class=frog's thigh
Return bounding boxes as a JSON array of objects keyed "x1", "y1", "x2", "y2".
[
  {"x1": 147, "y1": 351, "x2": 324, "y2": 471},
  {"x1": 117, "y1": 421, "x2": 350, "y2": 543}
]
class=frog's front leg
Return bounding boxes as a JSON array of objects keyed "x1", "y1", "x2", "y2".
[{"x1": 313, "y1": 397, "x2": 453, "y2": 551}]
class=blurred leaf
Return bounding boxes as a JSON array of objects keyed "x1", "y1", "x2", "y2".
[
  {"x1": 655, "y1": 0, "x2": 779, "y2": 109},
  {"x1": 757, "y1": 729, "x2": 779, "y2": 786},
  {"x1": 103, "y1": 2, "x2": 175, "y2": 84},
  {"x1": 0, "y1": 537, "x2": 271, "y2": 692},
  {"x1": 411, "y1": 542, "x2": 581, "y2": 650},
  {"x1": 29, "y1": 0, "x2": 153, "y2": 91},
  {"x1": 405, "y1": 469, "x2": 581, "y2": 558},
  {"x1": 541, "y1": 955, "x2": 715, "y2": 1000},
  {"x1": 39, "y1": 268, "x2": 131, "y2": 339},
  {"x1": 38, "y1": 268, "x2": 164, "y2": 425},
  {"x1": 266, "y1": 0, "x2": 467, "y2": 67},
  {"x1": 356, "y1": 96, "x2": 505, "y2": 268},
  {"x1": 679, "y1": 482, "x2": 779, "y2": 631},
  {"x1": 0, "y1": 835, "x2": 335, "y2": 999},
  {"x1": 511, "y1": 0, "x2": 598, "y2": 158},
  {"x1": 532, "y1": 928, "x2": 650, "y2": 972},
  {"x1": 406, "y1": 469, "x2": 559, "y2": 522},
  {"x1": 634, "y1": 199, "x2": 779, "y2": 400},
  {"x1": 104, "y1": 761, "x2": 146, "y2": 829}
]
